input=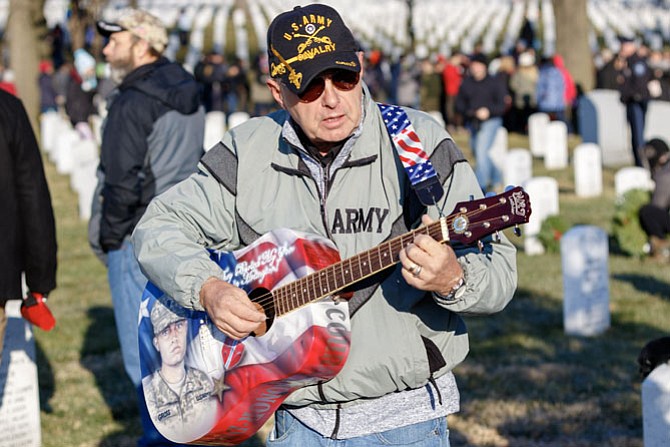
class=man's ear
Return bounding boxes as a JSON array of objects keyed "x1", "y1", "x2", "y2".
[
  {"x1": 266, "y1": 77, "x2": 286, "y2": 109},
  {"x1": 133, "y1": 39, "x2": 152, "y2": 61},
  {"x1": 153, "y1": 336, "x2": 159, "y2": 351},
  {"x1": 357, "y1": 51, "x2": 365, "y2": 79}
]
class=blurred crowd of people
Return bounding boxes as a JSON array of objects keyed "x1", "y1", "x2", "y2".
[
  {"x1": 1, "y1": 21, "x2": 669, "y2": 146},
  {"x1": 362, "y1": 37, "x2": 670, "y2": 138},
  {"x1": 0, "y1": 19, "x2": 666, "y2": 196}
]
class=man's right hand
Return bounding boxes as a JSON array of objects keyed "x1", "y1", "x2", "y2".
[{"x1": 199, "y1": 277, "x2": 267, "y2": 339}]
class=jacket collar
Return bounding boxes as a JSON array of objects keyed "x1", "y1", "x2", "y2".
[{"x1": 119, "y1": 57, "x2": 169, "y2": 90}]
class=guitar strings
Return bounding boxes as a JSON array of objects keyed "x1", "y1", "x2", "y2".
[{"x1": 246, "y1": 198, "x2": 513, "y2": 315}]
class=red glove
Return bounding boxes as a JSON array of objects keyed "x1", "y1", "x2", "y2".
[{"x1": 20, "y1": 291, "x2": 56, "y2": 331}]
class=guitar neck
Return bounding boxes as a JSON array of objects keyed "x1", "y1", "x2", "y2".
[
  {"x1": 271, "y1": 220, "x2": 447, "y2": 316},
  {"x1": 270, "y1": 186, "x2": 531, "y2": 316}
]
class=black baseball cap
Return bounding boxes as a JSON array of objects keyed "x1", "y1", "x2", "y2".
[
  {"x1": 618, "y1": 35, "x2": 635, "y2": 44},
  {"x1": 266, "y1": 4, "x2": 361, "y2": 95},
  {"x1": 469, "y1": 53, "x2": 488, "y2": 66}
]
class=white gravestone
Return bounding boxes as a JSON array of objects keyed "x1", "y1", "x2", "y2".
[
  {"x1": 544, "y1": 120, "x2": 568, "y2": 170},
  {"x1": 644, "y1": 100, "x2": 670, "y2": 146},
  {"x1": 578, "y1": 89, "x2": 632, "y2": 167},
  {"x1": 614, "y1": 166, "x2": 654, "y2": 198},
  {"x1": 574, "y1": 143, "x2": 603, "y2": 198},
  {"x1": 528, "y1": 112, "x2": 550, "y2": 157},
  {"x1": 642, "y1": 362, "x2": 670, "y2": 447},
  {"x1": 561, "y1": 226, "x2": 611, "y2": 337},
  {"x1": 503, "y1": 148, "x2": 533, "y2": 188},
  {"x1": 0, "y1": 300, "x2": 41, "y2": 447},
  {"x1": 45, "y1": 117, "x2": 73, "y2": 162},
  {"x1": 227, "y1": 111, "x2": 251, "y2": 130},
  {"x1": 74, "y1": 159, "x2": 99, "y2": 221},
  {"x1": 53, "y1": 128, "x2": 80, "y2": 175},
  {"x1": 39, "y1": 111, "x2": 62, "y2": 155},
  {"x1": 523, "y1": 176, "x2": 559, "y2": 255},
  {"x1": 490, "y1": 126, "x2": 508, "y2": 182},
  {"x1": 69, "y1": 139, "x2": 99, "y2": 192},
  {"x1": 204, "y1": 111, "x2": 226, "y2": 152}
]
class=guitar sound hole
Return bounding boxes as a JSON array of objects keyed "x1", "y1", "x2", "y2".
[{"x1": 249, "y1": 288, "x2": 275, "y2": 336}]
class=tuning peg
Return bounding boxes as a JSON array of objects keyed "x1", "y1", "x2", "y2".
[
  {"x1": 477, "y1": 240, "x2": 484, "y2": 252},
  {"x1": 493, "y1": 231, "x2": 502, "y2": 243},
  {"x1": 504, "y1": 185, "x2": 516, "y2": 192},
  {"x1": 485, "y1": 191, "x2": 497, "y2": 198},
  {"x1": 513, "y1": 225, "x2": 522, "y2": 237},
  {"x1": 469, "y1": 194, "x2": 475, "y2": 201}
]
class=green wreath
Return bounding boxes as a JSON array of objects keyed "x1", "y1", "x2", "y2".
[
  {"x1": 538, "y1": 215, "x2": 570, "y2": 253},
  {"x1": 611, "y1": 188, "x2": 651, "y2": 257}
]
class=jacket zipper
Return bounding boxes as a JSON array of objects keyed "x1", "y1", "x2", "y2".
[{"x1": 320, "y1": 163, "x2": 334, "y2": 239}]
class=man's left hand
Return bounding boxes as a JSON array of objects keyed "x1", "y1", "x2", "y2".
[{"x1": 399, "y1": 215, "x2": 464, "y2": 295}]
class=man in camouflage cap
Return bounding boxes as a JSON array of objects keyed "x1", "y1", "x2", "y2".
[
  {"x1": 142, "y1": 300, "x2": 217, "y2": 443},
  {"x1": 96, "y1": 8, "x2": 169, "y2": 82},
  {"x1": 92, "y1": 7, "x2": 205, "y2": 446}
]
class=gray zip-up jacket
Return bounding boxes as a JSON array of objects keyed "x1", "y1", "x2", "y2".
[{"x1": 132, "y1": 90, "x2": 517, "y2": 408}]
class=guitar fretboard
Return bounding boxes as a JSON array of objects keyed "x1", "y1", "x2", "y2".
[{"x1": 271, "y1": 220, "x2": 446, "y2": 316}]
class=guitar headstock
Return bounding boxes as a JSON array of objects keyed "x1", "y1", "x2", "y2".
[{"x1": 446, "y1": 186, "x2": 532, "y2": 246}]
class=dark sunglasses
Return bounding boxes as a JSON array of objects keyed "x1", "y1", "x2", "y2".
[{"x1": 297, "y1": 69, "x2": 361, "y2": 103}]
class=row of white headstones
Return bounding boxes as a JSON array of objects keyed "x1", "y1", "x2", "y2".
[
  {"x1": 478, "y1": 93, "x2": 667, "y2": 445},
  {"x1": 38, "y1": 107, "x2": 251, "y2": 221},
  {"x1": 88, "y1": 0, "x2": 670, "y2": 72}
]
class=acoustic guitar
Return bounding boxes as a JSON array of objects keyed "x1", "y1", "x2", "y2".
[{"x1": 137, "y1": 186, "x2": 531, "y2": 444}]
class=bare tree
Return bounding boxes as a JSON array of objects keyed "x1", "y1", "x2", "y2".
[
  {"x1": 553, "y1": 0, "x2": 594, "y2": 92},
  {"x1": 7, "y1": 0, "x2": 47, "y2": 129},
  {"x1": 4, "y1": 0, "x2": 110, "y2": 132}
]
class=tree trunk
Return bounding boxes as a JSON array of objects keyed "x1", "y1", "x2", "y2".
[
  {"x1": 552, "y1": 0, "x2": 594, "y2": 92},
  {"x1": 7, "y1": 0, "x2": 47, "y2": 133}
]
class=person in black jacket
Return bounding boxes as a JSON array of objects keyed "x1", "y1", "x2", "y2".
[
  {"x1": 93, "y1": 8, "x2": 204, "y2": 447},
  {"x1": 0, "y1": 89, "x2": 57, "y2": 356},
  {"x1": 617, "y1": 36, "x2": 652, "y2": 167},
  {"x1": 455, "y1": 53, "x2": 508, "y2": 192}
]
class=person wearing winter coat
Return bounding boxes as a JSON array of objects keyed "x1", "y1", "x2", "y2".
[{"x1": 0, "y1": 89, "x2": 57, "y2": 356}]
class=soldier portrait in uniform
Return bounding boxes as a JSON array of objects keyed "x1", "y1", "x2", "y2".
[{"x1": 142, "y1": 299, "x2": 218, "y2": 442}]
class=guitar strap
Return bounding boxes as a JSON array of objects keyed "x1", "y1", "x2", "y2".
[{"x1": 377, "y1": 103, "x2": 445, "y2": 206}]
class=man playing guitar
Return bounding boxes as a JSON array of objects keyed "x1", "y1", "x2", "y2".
[{"x1": 133, "y1": 4, "x2": 520, "y2": 445}]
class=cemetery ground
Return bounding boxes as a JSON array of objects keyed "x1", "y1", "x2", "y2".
[{"x1": 35, "y1": 132, "x2": 669, "y2": 447}]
